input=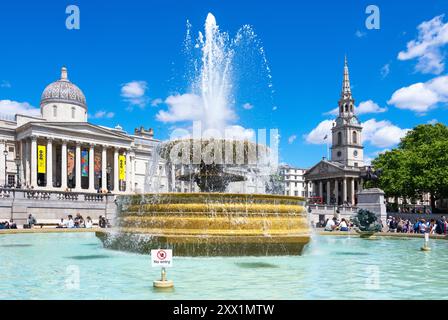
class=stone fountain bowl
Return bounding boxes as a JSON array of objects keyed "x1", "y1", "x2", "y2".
[{"x1": 96, "y1": 193, "x2": 311, "y2": 256}]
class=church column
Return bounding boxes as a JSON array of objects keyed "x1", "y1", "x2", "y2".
[
  {"x1": 101, "y1": 146, "x2": 107, "y2": 192},
  {"x1": 319, "y1": 181, "x2": 323, "y2": 202},
  {"x1": 359, "y1": 178, "x2": 364, "y2": 192},
  {"x1": 351, "y1": 178, "x2": 356, "y2": 205},
  {"x1": 46, "y1": 138, "x2": 53, "y2": 189},
  {"x1": 342, "y1": 178, "x2": 347, "y2": 205},
  {"x1": 75, "y1": 143, "x2": 81, "y2": 191},
  {"x1": 89, "y1": 144, "x2": 95, "y2": 192},
  {"x1": 25, "y1": 139, "x2": 30, "y2": 186},
  {"x1": 326, "y1": 180, "x2": 331, "y2": 205},
  {"x1": 334, "y1": 180, "x2": 339, "y2": 205},
  {"x1": 30, "y1": 136, "x2": 37, "y2": 187},
  {"x1": 131, "y1": 154, "x2": 136, "y2": 193},
  {"x1": 61, "y1": 140, "x2": 67, "y2": 190},
  {"x1": 113, "y1": 148, "x2": 119, "y2": 193}
]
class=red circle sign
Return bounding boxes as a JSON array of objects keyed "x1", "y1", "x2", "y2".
[{"x1": 157, "y1": 250, "x2": 167, "y2": 260}]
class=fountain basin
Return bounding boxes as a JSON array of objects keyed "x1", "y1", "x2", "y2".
[{"x1": 97, "y1": 193, "x2": 310, "y2": 256}]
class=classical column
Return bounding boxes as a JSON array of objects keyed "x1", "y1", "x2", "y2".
[
  {"x1": 101, "y1": 146, "x2": 107, "y2": 191},
  {"x1": 89, "y1": 144, "x2": 95, "y2": 192},
  {"x1": 359, "y1": 178, "x2": 364, "y2": 192},
  {"x1": 113, "y1": 148, "x2": 119, "y2": 192},
  {"x1": 126, "y1": 151, "x2": 131, "y2": 193},
  {"x1": 25, "y1": 139, "x2": 31, "y2": 186},
  {"x1": 326, "y1": 180, "x2": 331, "y2": 205},
  {"x1": 30, "y1": 136, "x2": 37, "y2": 187},
  {"x1": 334, "y1": 180, "x2": 339, "y2": 205},
  {"x1": 319, "y1": 181, "x2": 323, "y2": 201},
  {"x1": 46, "y1": 138, "x2": 53, "y2": 188},
  {"x1": 61, "y1": 140, "x2": 67, "y2": 190},
  {"x1": 351, "y1": 178, "x2": 356, "y2": 205},
  {"x1": 131, "y1": 154, "x2": 136, "y2": 193},
  {"x1": 75, "y1": 143, "x2": 81, "y2": 190},
  {"x1": 342, "y1": 178, "x2": 347, "y2": 204}
]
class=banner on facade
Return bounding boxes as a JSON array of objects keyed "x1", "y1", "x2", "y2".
[
  {"x1": 67, "y1": 147, "x2": 75, "y2": 179},
  {"x1": 94, "y1": 152, "x2": 102, "y2": 178},
  {"x1": 119, "y1": 155, "x2": 126, "y2": 181},
  {"x1": 37, "y1": 145, "x2": 46, "y2": 174},
  {"x1": 81, "y1": 149, "x2": 89, "y2": 177}
]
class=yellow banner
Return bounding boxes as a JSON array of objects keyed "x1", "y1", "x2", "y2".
[
  {"x1": 37, "y1": 145, "x2": 46, "y2": 174},
  {"x1": 119, "y1": 155, "x2": 126, "y2": 181}
]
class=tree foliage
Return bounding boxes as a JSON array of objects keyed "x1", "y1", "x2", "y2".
[{"x1": 371, "y1": 123, "x2": 448, "y2": 210}]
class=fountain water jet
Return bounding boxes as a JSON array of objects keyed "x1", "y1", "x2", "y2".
[{"x1": 97, "y1": 13, "x2": 310, "y2": 256}]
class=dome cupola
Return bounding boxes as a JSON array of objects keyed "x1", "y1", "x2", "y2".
[{"x1": 40, "y1": 67, "x2": 88, "y2": 122}]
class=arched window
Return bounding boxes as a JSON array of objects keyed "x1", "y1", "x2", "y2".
[
  {"x1": 53, "y1": 105, "x2": 57, "y2": 117},
  {"x1": 353, "y1": 131, "x2": 357, "y2": 144},
  {"x1": 337, "y1": 132, "x2": 342, "y2": 145},
  {"x1": 340, "y1": 106, "x2": 343, "y2": 113},
  {"x1": 71, "y1": 107, "x2": 76, "y2": 119},
  {"x1": 345, "y1": 104, "x2": 348, "y2": 112},
  {"x1": 350, "y1": 105, "x2": 354, "y2": 112}
]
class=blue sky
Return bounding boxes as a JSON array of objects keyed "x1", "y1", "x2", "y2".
[{"x1": 1, "y1": 0, "x2": 448, "y2": 168}]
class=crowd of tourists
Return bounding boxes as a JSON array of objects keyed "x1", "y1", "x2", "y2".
[
  {"x1": 386, "y1": 216, "x2": 447, "y2": 235},
  {"x1": 57, "y1": 213, "x2": 110, "y2": 229}
]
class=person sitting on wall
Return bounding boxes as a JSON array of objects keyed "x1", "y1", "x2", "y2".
[
  {"x1": 85, "y1": 216, "x2": 93, "y2": 229},
  {"x1": 338, "y1": 218, "x2": 349, "y2": 231},
  {"x1": 66, "y1": 215, "x2": 75, "y2": 228},
  {"x1": 324, "y1": 217, "x2": 337, "y2": 231},
  {"x1": 57, "y1": 218, "x2": 66, "y2": 228},
  {"x1": 9, "y1": 219, "x2": 17, "y2": 229}
]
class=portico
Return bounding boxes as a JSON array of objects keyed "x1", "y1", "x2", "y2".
[{"x1": 16, "y1": 122, "x2": 133, "y2": 193}]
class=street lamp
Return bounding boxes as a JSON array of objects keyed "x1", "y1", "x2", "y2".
[
  {"x1": 3, "y1": 149, "x2": 8, "y2": 188},
  {"x1": 15, "y1": 156, "x2": 21, "y2": 189}
]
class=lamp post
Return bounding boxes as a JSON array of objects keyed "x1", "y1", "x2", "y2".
[
  {"x1": 106, "y1": 164, "x2": 112, "y2": 192},
  {"x1": 3, "y1": 149, "x2": 8, "y2": 188},
  {"x1": 15, "y1": 156, "x2": 21, "y2": 189}
]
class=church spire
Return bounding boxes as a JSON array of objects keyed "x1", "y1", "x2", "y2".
[{"x1": 341, "y1": 55, "x2": 352, "y2": 99}]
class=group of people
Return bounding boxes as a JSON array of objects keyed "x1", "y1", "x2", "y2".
[
  {"x1": 0, "y1": 219, "x2": 17, "y2": 229},
  {"x1": 387, "y1": 216, "x2": 447, "y2": 235},
  {"x1": 56, "y1": 214, "x2": 110, "y2": 229},
  {"x1": 323, "y1": 217, "x2": 352, "y2": 232}
]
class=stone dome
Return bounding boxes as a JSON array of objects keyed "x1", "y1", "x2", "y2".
[{"x1": 40, "y1": 67, "x2": 87, "y2": 110}]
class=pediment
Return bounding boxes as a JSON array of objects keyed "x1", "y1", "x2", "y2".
[{"x1": 305, "y1": 160, "x2": 345, "y2": 177}]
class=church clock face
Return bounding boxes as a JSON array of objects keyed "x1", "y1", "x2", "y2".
[{"x1": 353, "y1": 150, "x2": 358, "y2": 157}]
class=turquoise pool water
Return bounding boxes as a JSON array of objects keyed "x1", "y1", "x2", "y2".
[{"x1": 1, "y1": 232, "x2": 447, "y2": 299}]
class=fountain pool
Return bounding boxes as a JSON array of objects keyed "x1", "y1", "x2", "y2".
[{"x1": 1, "y1": 232, "x2": 447, "y2": 299}]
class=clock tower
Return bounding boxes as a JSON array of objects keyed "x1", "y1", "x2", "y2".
[{"x1": 331, "y1": 57, "x2": 364, "y2": 167}]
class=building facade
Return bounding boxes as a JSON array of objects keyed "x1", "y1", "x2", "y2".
[
  {"x1": 304, "y1": 58, "x2": 365, "y2": 206},
  {"x1": 279, "y1": 165, "x2": 312, "y2": 197}
]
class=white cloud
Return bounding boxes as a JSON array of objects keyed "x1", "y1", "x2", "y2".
[
  {"x1": 223, "y1": 125, "x2": 255, "y2": 141},
  {"x1": 398, "y1": 15, "x2": 448, "y2": 74},
  {"x1": 304, "y1": 120, "x2": 334, "y2": 144},
  {"x1": 305, "y1": 118, "x2": 409, "y2": 148},
  {"x1": 156, "y1": 93, "x2": 204, "y2": 123},
  {"x1": 272, "y1": 106, "x2": 278, "y2": 111},
  {"x1": 362, "y1": 119, "x2": 410, "y2": 148},
  {"x1": 156, "y1": 93, "x2": 236, "y2": 133},
  {"x1": 242, "y1": 102, "x2": 254, "y2": 110},
  {"x1": 357, "y1": 100, "x2": 387, "y2": 114},
  {"x1": 151, "y1": 98, "x2": 163, "y2": 107},
  {"x1": 388, "y1": 75, "x2": 448, "y2": 113},
  {"x1": 355, "y1": 30, "x2": 367, "y2": 38},
  {"x1": 120, "y1": 81, "x2": 148, "y2": 108},
  {"x1": 427, "y1": 118, "x2": 438, "y2": 124},
  {"x1": 381, "y1": 64, "x2": 390, "y2": 78},
  {"x1": 0, "y1": 100, "x2": 40, "y2": 117},
  {"x1": 324, "y1": 100, "x2": 387, "y2": 116},
  {"x1": 90, "y1": 110, "x2": 115, "y2": 119},
  {"x1": 288, "y1": 135, "x2": 297, "y2": 144}
]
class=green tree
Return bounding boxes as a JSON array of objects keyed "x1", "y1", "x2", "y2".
[{"x1": 371, "y1": 123, "x2": 448, "y2": 211}]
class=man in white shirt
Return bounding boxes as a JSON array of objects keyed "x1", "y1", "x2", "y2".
[{"x1": 325, "y1": 217, "x2": 337, "y2": 231}]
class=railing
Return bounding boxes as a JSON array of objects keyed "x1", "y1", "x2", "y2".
[
  {"x1": 0, "y1": 188, "x2": 113, "y2": 202},
  {"x1": 307, "y1": 204, "x2": 358, "y2": 215}
]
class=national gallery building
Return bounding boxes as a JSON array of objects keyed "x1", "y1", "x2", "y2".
[{"x1": 0, "y1": 67, "x2": 169, "y2": 194}]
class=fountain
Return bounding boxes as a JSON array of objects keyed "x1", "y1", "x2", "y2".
[{"x1": 97, "y1": 13, "x2": 310, "y2": 256}]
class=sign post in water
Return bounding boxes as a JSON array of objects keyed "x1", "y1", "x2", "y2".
[{"x1": 151, "y1": 249, "x2": 174, "y2": 288}]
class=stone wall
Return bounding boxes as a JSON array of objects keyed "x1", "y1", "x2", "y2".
[{"x1": 0, "y1": 189, "x2": 116, "y2": 226}]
